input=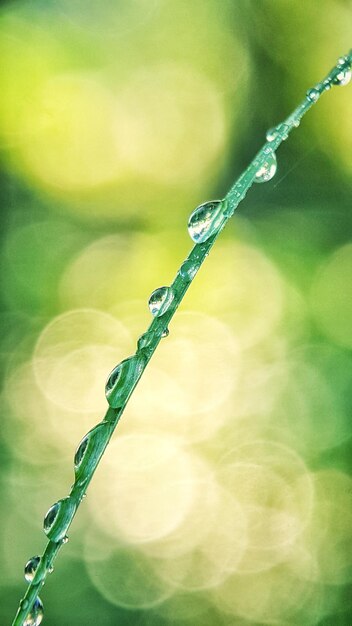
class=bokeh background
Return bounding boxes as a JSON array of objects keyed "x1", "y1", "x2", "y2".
[{"x1": 1, "y1": 1, "x2": 352, "y2": 625}]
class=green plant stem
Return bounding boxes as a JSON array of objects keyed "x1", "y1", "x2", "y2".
[{"x1": 12, "y1": 49, "x2": 352, "y2": 626}]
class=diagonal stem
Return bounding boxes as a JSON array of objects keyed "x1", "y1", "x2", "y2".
[{"x1": 12, "y1": 49, "x2": 351, "y2": 626}]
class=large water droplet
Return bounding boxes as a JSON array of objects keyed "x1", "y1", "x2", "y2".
[
  {"x1": 187, "y1": 200, "x2": 226, "y2": 243},
  {"x1": 24, "y1": 556, "x2": 41, "y2": 583},
  {"x1": 23, "y1": 597, "x2": 44, "y2": 626},
  {"x1": 148, "y1": 286, "x2": 174, "y2": 317},
  {"x1": 105, "y1": 354, "x2": 145, "y2": 408},
  {"x1": 74, "y1": 423, "x2": 108, "y2": 485},
  {"x1": 254, "y1": 151, "x2": 277, "y2": 183},
  {"x1": 306, "y1": 88, "x2": 319, "y2": 102},
  {"x1": 43, "y1": 497, "x2": 76, "y2": 542},
  {"x1": 333, "y1": 67, "x2": 351, "y2": 86}
]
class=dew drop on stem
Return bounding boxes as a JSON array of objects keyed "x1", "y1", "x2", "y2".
[
  {"x1": 24, "y1": 556, "x2": 41, "y2": 583},
  {"x1": 188, "y1": 200, "x2": 226, "y2": 244},
  {"x1": 254, "y1": 151, "x2": 277, "y2": 183},
  {"x1": 148, "y1": 286, "x2": 174, "y2": 317}
]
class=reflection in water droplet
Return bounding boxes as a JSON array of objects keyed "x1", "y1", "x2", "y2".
[
  {"x1": 23, "y1": 597, "x2": 44, "y2": 626},
  {"x1": 179, "y1": 259, "x2": 198, "y2": 281},
  {"x1": 148, "y1": 286, "x2": 174, "y2": 317},
  {"x1": 24, "y1": 556, "x2": 41, "y2": 583},
  {"x1": 74, "y1": 423, "x2": 108, "y2": 485},
  {"x1": 162, "y1": 327, "x2": 169, "y2": 338},
  {"x1": 333, "y1": 68, "x2": 351, "y2": 86},
  {"x1": 137, "y1": 331, "x2": 152, "y2": 350},
  {"x1": 43, "y1": 502, "x2": 59, "y2": 532},
  {"x1": 254, "y1": 152, "x2": 277, "y2": 183},
  {"x1": 43, "y1": 498, "x2": 76, "y2": 542},
  {"x1": 75, "y1": 437, "x2": 88, "y2": 468},
  {"x1": 106, "y1": 354, "x2": 145, "y2": 408},
  {"x1": 306, "y1": 88, "x2": 319, "y2": 102},
  {"x1": 266, "y1": 127, "x2": 279, "y2": 142},
  {"x1": 188, "y1": 200, "x2": 226, "y2": 244}
]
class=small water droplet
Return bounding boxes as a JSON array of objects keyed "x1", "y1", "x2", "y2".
[
  {"x1": 306, "y1": 88, "x2": 319, "y2": 102},
  {"x1": 266, "y1": 126, "x2": 278, "y2": 142},
  {"x1": 333, "y1": 67, "x2": 351, "y2": 86},
  {"x1": 43, "y1": 498, "x2": 76, "y2": 542},
  {"x1": 137, "y1": 330, "x2": 154, "y2": 351},
  {"x1": 23, "y1": 597, "x2": 44, "y2": 626},
  {"x1": 48, "y1": 565, "x2": 54, "y2": 574},
  {"x1": 74, "y1": 437, "x2": 88, "y2": 468},
  {"x1": 43, "y1": 502, "x2": 59, "y2": 532},
  {"x1": 293, "y1": 119, "x2": 300, "y2": 128},
  {"x1": 254, "y1": 151, "x2": 277, "y2": 183},
  {"x1": 187, "y1": 200, "x2": 226, "y2": 243},
  {"x1": 161, "y1": 327, "x2": 169, "y2": 338},
  {"x1": 24, "y1": 556, "x2": 41, "y2": 583},
  {"x1": 20, "y1": 599, "x2": 29, "y2": 611},
  {"x1": 105, "y1": 354, "x2": 145, "y2": 408},
  {"x1": 62, "y1": 535, "x2": 69, "y2": 544},
  {"x1": 74, "y1": 423, "x2": 108, "y2": 484},
  {"x1": 179, "y1": 259, "x2": 198, "y2": 280},
  {"x1": 148, "y1": 286, "x2": 174, "y2": 317}
]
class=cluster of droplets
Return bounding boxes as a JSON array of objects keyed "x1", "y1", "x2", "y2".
[
  {"x1": 21, "y1": 558, "x2": 53, "y2": 624},
  {"x1": 332, "y1": 55, "x2": 352, "y2": 86},
  {"x1": 306, "y1": 54, "x2": 351, "y2": 102}
]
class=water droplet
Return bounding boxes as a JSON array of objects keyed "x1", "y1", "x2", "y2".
[
  {"x1": 48, "y1": 565, "x2": 54, "y2": 574},
  {"x1": 23, "y1": 597, "x2": 44, "y2": 626},
  {"x1": 337, "y1": 56, "x2": 347, "y2": 66},
  {"x1": 161, "y1": 327, "x2": 169, "y2": 338},
  {"x1": 74, "y1": 437, "x2": 88, "y2": 468},
  {"x1": 254, "y1": 151, "x2": 277, "y2": 183},
  {"x1": 62, "y1": 535, "x2": 69, "y2": 544},
  {"x1": 148, "y1": 286, "x2": 174, "y2": 317},
  {"x1": 333, "y1": 67, "x2": 351, "y2": 86},
  {"x1": 293, "y1": 119, "x2": 300, "y2": 128},
  {"x1": 179, "y1": 259, "x2": 198, "y2": 280},
  {"x1": 187, "y1": 200, "x2": 226, "y2": 244},
  {"x1": 20, "y1": 599, "x2": 29, "y2": 611},
  {"x1": 74, "y1": 423, "x2": 108, "y2": 484},
  {"x1": 306, "y1": 88, "x2": 319, "y2": 102},
  {"x1": 43, "y1": 498, "x2": 76, "y2": 542},
  {"x1": 24, "y1": 556, "x2": 41, "y2": 583},
  {"x1": 137, "y1": 330, "x2": 154, "y2": 352},
  {"x1": 105, "y1": 354, "x2": 145, "y2": 408},
  {"x1": 266, "y1": 126, "x2": 278, "y2": 142},
  {"x1": 44, "y1": 502, "x2": 59, "y2": 531}
]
